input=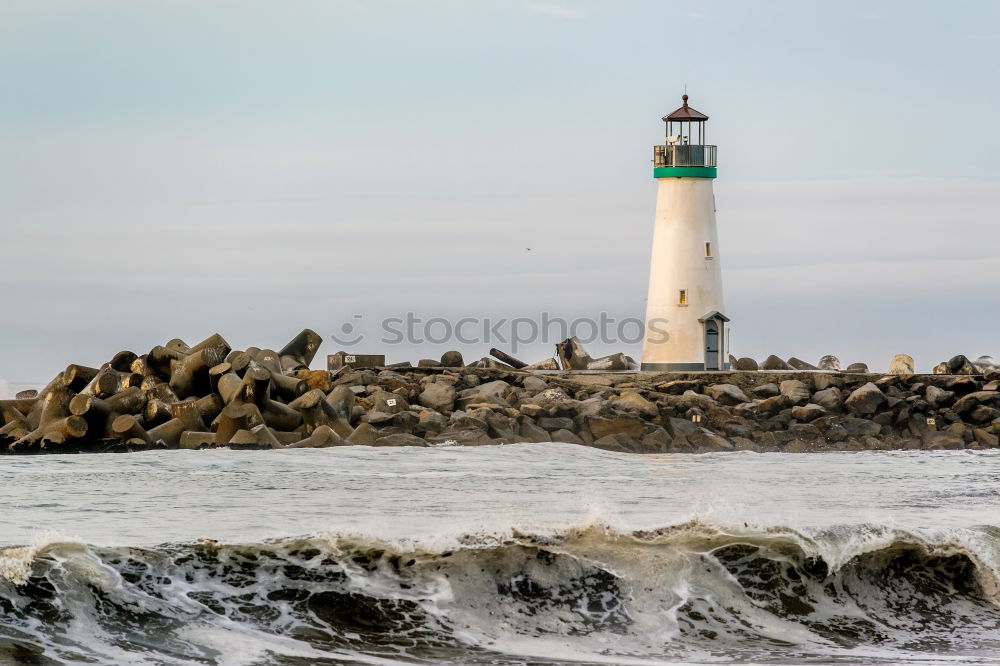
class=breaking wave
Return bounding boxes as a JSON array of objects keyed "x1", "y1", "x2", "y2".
[{"x1": 2, "y1": 520, "x2": 1000, "y2": 665}]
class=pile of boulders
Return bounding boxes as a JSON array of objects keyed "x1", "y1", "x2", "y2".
[
  {"x1": 0, "y1": 330, "x2": 342, "y2": 453},
  {"x1": 3, "y1": 333, "x2": 999, "y2": 454}
]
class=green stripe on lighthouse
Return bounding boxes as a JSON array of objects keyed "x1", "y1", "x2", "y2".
[{"x1": 653, "y1": 166, "x2": 717, "y2": 179}]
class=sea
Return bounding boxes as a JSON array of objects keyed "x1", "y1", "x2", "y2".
[{"x1": 1, "y1": 444, "x2": 999, "y2": 665}]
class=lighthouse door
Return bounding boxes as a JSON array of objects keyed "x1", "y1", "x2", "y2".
[{"x1": 704, "y1": 320, "x2": 720, "y2": 370}]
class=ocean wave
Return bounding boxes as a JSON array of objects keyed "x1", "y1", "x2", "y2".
[{"x1": 2, "y1": 521, "x2": 1000, "y2": 665}]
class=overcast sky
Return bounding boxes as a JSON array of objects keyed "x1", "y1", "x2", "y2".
[{"x1": 1, "y1": 0, "x2": 999, "y2": 391}]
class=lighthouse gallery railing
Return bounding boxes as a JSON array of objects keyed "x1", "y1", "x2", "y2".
[{"x1": 653, "y1": 144, "x2": 717, "y2": 168}]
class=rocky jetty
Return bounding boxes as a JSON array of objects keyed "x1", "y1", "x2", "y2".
[{"x1": 2, "y1": 336, "x2": 1000, "y2": 454}]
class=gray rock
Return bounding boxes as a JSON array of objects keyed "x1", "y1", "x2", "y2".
[
  {"x1": 705, "y1": 383, "x2": 751, "y2": 406},
  {"x1": 779, "y1": 380, "x2": 811, "y2": 405},
  {"x1": 326, "y1": 386, "x2": 355, "y2": 421},
  {"x1": 812, "y1": 374, "x2": 842, "y2": 391},
  {"x1": 592, "y1": 433, "x2": 640, "y2": 452},
  {"x1": 752, "y1": 383, "x2": 780, "y2": 398},
  {"x1": 428, "y1": 427, "x2": 495, "y2": 446},
  {"x1": 812, "y1": 387, "x2": 842, "y2": 411},
  {"x1": 609, "y1": 391, "x2": 659, "y2": 417},
  {"x1": 924, "y1": 385, "x2": 955, "y2": 408},
  {"x1": 972, "y1": 428, "x2": 999, "y2": 448},
  {"x1": 818, "y1": 355, "x2": 841, "y2": 371},
  {"x1": 475, "y1": 380, "x2": 516, "y2": 404},
  {"x1": 485, "y1": 412, "x2": 520, "y2": 441},
  {"x1": 550, "y1": 428, "x2": 584, "y2": 445},
  {"x1": 586, "y1": 415, "x2": 647, "y2": 439},
  {"x1": 735, "y1": 357, "x2": 759, "y2": 371},
  {"x1": 345, "y1": 422, "x2": 378, "y2": 445},
  {"x1": 519, "y1": 420, "x2": 551, "y2": 443},
  {"x1": 373, "y1": 433, "x2": 428, "y2": 447},
  {"x1": 372, "y1": 391, "x2": 409, "y2": 414},
  {"x1": 845, "y1": 363, "x2": 869, "y2": 373},
  {"x1": 791, "y1": 404, "x2": 826, "y2": 422},
  {"x1": 761, "y1": 355, "x2": 792, "y2": 370},
  {"x1": 755, "y1": 394, "x2": 792, "y2": 416},
  {"x1": 887, "y1": 354, "x2": 914, "y2": 376},
  {"x1": 952, "y1": 391, "x2": 1000, "y2": 415},
  {"x1": 537, "y1": 416, "x2": 575, "y2": 432},
  {"x1": 844, "y1": 382, "x2": 887, "y2": 416},
  {"x1": 418, "y1": 382, "x2": 456, "y2": 412},
  {"x1": 522, "y1": 376, "x2": 548, "y2": 393},
  {"x1": 415, "y1": 409, "x2": 447, "y2": 435},
  {"x1": 787, "y1": 357, "x2": 818, "y2": 371},
  {"x1": 656, "y1": 379, "x2": 703, "y2": 395},
  {"x1": 922, "y1": 431, "x2": 965, "y2": 450},
  {"x1": 449, "y1": 410, "x2": 489, "y2": 431},
  {"x1": 440, "y1": 350, "x2": 465, "y2": 368},
  {"x1": 838, "y1": 417, "x2": 882, "y2": 437},
  {"x1": 687, "y1": 429, "x2": 734, "y2": 451}
]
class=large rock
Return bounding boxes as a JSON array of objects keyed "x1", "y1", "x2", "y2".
[
  {"x1": 372, "y1": 391, "x2": 409, "y2": 414},
  {"x1": 817, "y1": 355, "x2": 841, "y2": 371},
  {"x1": 428, "y1": 427, "x2": 495, "y2": 446},
  {"x1": 946, "y1": 355, "x2": 977, "y2": 375},
  {"x1": 687, "y1": 429, "x2": 734, "y2": 452},
  {"x1": 550, "y1": 428, "x2": 584, "y2": 445},
  {"x1": 537, "y1": 416, "x2": 575, "y2": 432},
  {"x1": 752, "y1": 383, "x2": 780, "y2": 398},
  {"x1": 787, "y1": 357, "x2": 818, "y2": 371},
  {"x1": 586, "y1": 415, "x2": 647, "y2": 440},
  {"x1": 845, "y1": 363, "x2": 869, "y2": 373},
  {"x1": 373, "y1": 433, "x2": 428, "y2": 447},
  {"x1": 522, "y1": 376, "x2": 548, "y2": 393},
  {"x1": 326, "y1": 386, "x2": 355, "y2": 421},
  {"x1": 609, "y1": 391, "x2": 659, "y2": 417},
  {"x1": 418, "y1": 382, "x2": 456, "y2": 412},
  {"x1": 844, "y1": 382, "x2": 887, "y2": 416},
  {"x1": 474, "y1": 380, "x2": 516, "y2": 404},
  {"x1": 952, "y1": 391, "x2": 1000, "y2": 415},
  {"x1": 735, "y1": 357, "x2": 759, "y2": 371},
  {"x1": 761, "y1": 355, "x2": 792, "y2": 371},
  {"x1": 791, "y1": 404, "x2": 826, "y2": 422},
  {"x1": 779, "y1": 380, "x2": 811, "y2": 405},
  {"x1": 887, "y1": 354, "x2": 914, "y2": 376},
  {"x1": 415, "y1": 409, "x2": 447, "y2": 435},
  {"x1": 705, "y1": 384, "x2": 751, "y2": 406},
  {"x1": 812, "y1": 387, "x2": 842, "y2": 411},
  {"x1": 924, "y1": 385, "x2": 955, "y2": 408},
  {"x1": 519, "y1": 420, "x2": 551, "y2": 443},
  {"x1": 440, "y1": 350, "x2": 464, "y2": 368}
]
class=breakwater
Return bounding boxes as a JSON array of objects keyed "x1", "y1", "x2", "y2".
[{"x1": 1, "y1": 330, "x2": 998, "y2": 454}]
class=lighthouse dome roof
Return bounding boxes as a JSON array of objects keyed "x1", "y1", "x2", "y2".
[{"x1": 663, "y1": 94, "x2": 708, "y2": 122}]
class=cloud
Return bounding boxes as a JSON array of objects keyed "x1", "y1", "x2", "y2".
[{"x1": 524, "y1": 2, "x2": 586, "y2": 20}]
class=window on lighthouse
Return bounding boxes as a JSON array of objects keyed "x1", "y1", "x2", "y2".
[
  {"x1": 679, "y1": 290, "x2": 688, "y2": 306},
  {"x1": 705, "y1": 242, "x2": 712, "y2": 258}
]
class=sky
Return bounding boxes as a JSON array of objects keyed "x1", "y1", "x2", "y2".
[{"x1": 1, "y1": 0, "x2": 999, "y2": 392}]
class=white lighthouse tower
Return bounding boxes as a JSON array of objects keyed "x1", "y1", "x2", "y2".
[{"x1": 641, "y1": 94, "x2": 729, "y2": 371}]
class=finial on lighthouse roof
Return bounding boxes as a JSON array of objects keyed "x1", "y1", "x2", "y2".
[{"x1": 663, "y1": 93, "x2": 708, "y2": 122}]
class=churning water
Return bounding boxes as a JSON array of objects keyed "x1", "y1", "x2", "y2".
[{"x1": 2, "y1": 445, "x2": 1000, "y2": 665}]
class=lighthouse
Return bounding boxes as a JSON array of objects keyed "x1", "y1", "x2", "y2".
[{"x1": 641, "y1": 95, "x2": 729, "y2": 371}]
